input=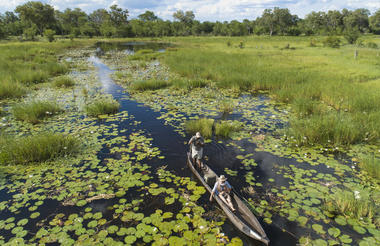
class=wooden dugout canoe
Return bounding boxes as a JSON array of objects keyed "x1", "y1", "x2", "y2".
[{"x1": 187, "y1": 152, "x2": 269, "y2": 245}]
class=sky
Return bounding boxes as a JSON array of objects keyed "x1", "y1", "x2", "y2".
[{"x1": 0, "y1": 0, "x2": 379, "y2": 21}]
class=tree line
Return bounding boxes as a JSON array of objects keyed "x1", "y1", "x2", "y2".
[{"x1": 0, "y1": 1, "x2": 379, "y2": 40}]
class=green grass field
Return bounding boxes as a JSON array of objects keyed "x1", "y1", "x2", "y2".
[{"x1": 161, "y1": 35, "x2": 380, "y2": 146}]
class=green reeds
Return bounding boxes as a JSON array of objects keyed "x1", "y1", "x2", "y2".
[
  {"x1": 0, "y1": 81, "x2": 27, "y2": 99},
  {"x1": 215, "y1": 121, "x2": 243, "y2": 138},
  {"x1": 324, "y1": 190, "x2": 375, "y2": 222},
  {"x1": 185, "y1": 118, "x2": 214, "y2": 139},
  {"x1": 360, "y1": 155, "x2": 380, "y2": 180},
  {"x1": 131, "y1": 80, "x2": 170, "y2": 91},
  {"x1": 85, "y1": 98, "x2": 120, "y2": 117},
  {"x1": 218, "y1": 100, "x2": 234, "y2": 115},
  {"x1": 53, "y1": 76, "x2": 75, "y2": 88},
  {"x1": 0, "y1": 133, "x2": 79, "y2": 165},
  {"x1": 13, "y1": 101, "x2": 61, "y2": 124}
]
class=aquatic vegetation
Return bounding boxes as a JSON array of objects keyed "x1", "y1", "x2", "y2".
[
  {"x1": 214, "y1": 120, "x2": 242, "y2": 139},
  {"x1": 0, "y1": 133, "x2": 79, "y2": 165},
  {"x1": 218, "y1": 100, "x2": 234, "y2": 114},
  {"x1": 360, "y1": 155, "x2": 380, "y2": 180},
  {"x1": 53, "y1": 76, "x2": 75, "y2": 88},
  {"x1": 13, "y1": 100, "x2": 61, "y2": 124},
  {"x1": 85, "y1": 98, "x2": 120, "y2": 117},
  {"x1": 131, "y1": 80, "x2": 170, "y2": 91},
  {"x1": 185, "y1": 118, "x2": 214, "y2": 139},
  {"x1": 323, "y1": 189, "x2": 376, "y2": 224},
  {"x1": 0, "y1": 81, "x2": 27, "y2": 99}
]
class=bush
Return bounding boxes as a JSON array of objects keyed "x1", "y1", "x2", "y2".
[
  {"x1": 323, "y1": 36, "x2": 341, "y2": 48},
  {"x1": 131, "y1": 80, "x2": 169, "y2": 91},
  {"x1": 53, "y1": 76, "x2": 75, "y2": 88},
  {"x1": 85, "y1": 98, "x2": 120, "y2": 117},
  {"x1": 185, "y1": 118, "x2": 214, "y2": 139},
  {"x1": 0, "y1": 133, "x2": 79, "y2": 165},
  {"x1": 13, "y1": 101, "x2": 61, "y2": 124},
  {"x1": 0, "y1": 81, "x2": 27, "y2": 99},
  {"x1": 215, "y1": 121, "x2": 242, "y2": 138},
  {"x1": 366, "y1": 42, "x2": 378, "y2": 49},
  {"x1": 344, "y1": 29, "x2": 360, "y2": 44},
  {"x1": 43, "y1": 29, "x2": 56, "y2": 42}
]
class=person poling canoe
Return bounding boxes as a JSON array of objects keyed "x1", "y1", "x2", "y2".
[
  {"x1": 188, "y1": 132, "x2": 205, "y2": 170},
  {"x1": 210, "y1": 175, "x2": 236, "y2": 212}
]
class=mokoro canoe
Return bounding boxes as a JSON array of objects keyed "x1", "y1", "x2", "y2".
[{"x1": 187, "y1": 152, "x2": 269, "y2": 245}]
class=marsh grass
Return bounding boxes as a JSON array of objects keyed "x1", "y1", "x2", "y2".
[
  {"x1": 218, "y1": 100, "x2": 234, "y2": 115},
  {"x1": 131, "y1": 80, "x2": 170, "y2": 91},
  {"x1": 13, "y1": 101, "x2": 61, "y2": 124},
  {"x1": 215, "y1": 121, "x2": 243, "y2": 139},
  {"x1": 171, "y1": 78, "x2": 209, "y2": 90},
  {"x1": 53, "y1": 76, "x2": 75, "y2": 88},
  {"x1": 85, "y1": 98, "x2": 120, "y2": 117},
  {"x1": 0, "y1": 81, "x2": 27, "y2": 99},
  {"x1": 162, "y1": 36, "x2": 380, "y2": 146},
  {"x1": 324, "y1": 190, "x2": 376, "y2": 222},
  {"x1": 129, "y1": 49, "x2": 160, "y2": 61},
  {"x1": 185, "y1": 118, "x2": 214, "y2": 139},
  {"x1": 360, "y1": 155, "x2": 380, "y2": 180},
  {"x1": 0, "y1": 133, "x2": 79, "y2": 165}
]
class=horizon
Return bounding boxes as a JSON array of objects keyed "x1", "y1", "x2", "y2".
[{"x1": 0, "y1": 0, "x2": 379, "y2": 22}]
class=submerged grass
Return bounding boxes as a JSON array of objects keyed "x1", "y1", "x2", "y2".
[
  {"x1": 85, "y1": 98, "x2": 120, "y2": 117},
  {"x1": 185, "y1": 118, "x2": 214, "y2": 139},
  {"x1": 0, "y1": 133, "x2": 79, "y2": 165},
  {"x1": 53, "y1": 76, "x2": 75, "y2": 88},
  {"x1": 13, "y1": 101, "x2": 61, "y2": 124}
]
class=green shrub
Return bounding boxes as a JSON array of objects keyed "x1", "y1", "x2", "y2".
[
  {"x1": 0, "y1": 81, "x2": 27, "y2": 99},
  {"x1": 366, "y1": 42, "x2": 378, "y2": 49},
  {"x1": 215, "y1": 121, "x2": 243, "y2": 138},
  {"x1": 43, "y1": 29, "x2": 56, "y2": 42},
  {"x1": 344, "y1": 29, "x2": 360, "y2": 44},
  {"x1": 360, "y1": 155, "x2": 380, "y2": 180},
  {"x1": 135, "y1": 49, "x2": 154, "y2": 55},
  {"x1": 185, "y1": 118, "x2": 214, "y2": 139},
  {"x1": 323, "y1": 36, "x2": 341, "y2": 48},
  {"x1": 131, "y1": 80, "x2": 169, "y2": 91},
  {"x1": 85, "y1": 98, "x2": 120, "y2": 117},
  {"x1": 0, "y1": 133, "x2": 79, "y2": 165},
  {"x1": 13, "y1": 101, "x2": 61, "y2": 124},
  {"x1": 53, "y1": 76, "x2": 75, "y2": 88}
]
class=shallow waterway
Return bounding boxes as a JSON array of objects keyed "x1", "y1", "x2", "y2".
[{"x1": 0, "y1": 42, "x2": 378, "y2": 246}]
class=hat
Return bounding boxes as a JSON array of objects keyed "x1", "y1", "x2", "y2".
[
  {"x1": 196, "y1": 132, "x2": 201, "y2": 138},
  {"x1": 218, "y1": 175, "x2": 227, "y2": 182}
]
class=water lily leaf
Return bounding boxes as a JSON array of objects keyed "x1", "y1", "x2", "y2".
[
  {"x1": 312, "y1": 224, "x2": 325, "y2": 234},
  {"x1": 353, "y1": 225, "x2": 366, "y2": 234},
  {"x1": 17, "y1": 219, "x2": 28, "y2": 226},
  {"x1": 87, "y1": 220, "x2": 98, "y2": 228},
  {"x1": 30, "y1": 212, "x2": 40, "y2": 219},
  {"x1": 107, "y1": 225, "x2": 118, "y2": 234},
  {"x1": 125, "y1": 235, "x2": 136, "y2": 244},
  {"x1": 76, "y1": 200, "x2": 87, "y2": 207},
  {"x1": 328, "y1": 228, "x2": 341, "y2": 238},
  {"x1": 335, "y1": 216, "x2": 347, "y2": 226},
  {"x1": 339, "y1": 235, "x2": 352, "y2": 244}
]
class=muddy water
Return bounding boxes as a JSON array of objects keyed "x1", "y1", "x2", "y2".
[{"x1": 89, "y1": 44, "x2": 298, "y2": 245}]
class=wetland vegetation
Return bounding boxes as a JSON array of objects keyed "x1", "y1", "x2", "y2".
[{"x1": 0, "y1": 3, "x2": 379, "y2": 245}]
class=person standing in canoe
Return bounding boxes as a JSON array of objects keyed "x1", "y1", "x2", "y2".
[
  {"x1": 210, "y1": 175, "x2": 236, "y2": 212},
  {"x1": 188, "y1": 132, "x2": 205, "y2": 169}
]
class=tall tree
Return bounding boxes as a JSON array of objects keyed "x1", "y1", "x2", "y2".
[
  {"x1": 259, "y1": 9, "x2": 275, "y2": 35},
  {"x1": 173, "y1": 10, "x2": 195, "y2": 24},
  {"x1": 109, "y1": 5, "x2": 128, "y2": 26},
  {"x1": 15, "y1": 1, "x2": 56, "y2": 35},
  {"x1": 343, "y1": 8, "x2": 370, "y2": 32},
  {"x1": 138, "y1": 11, "x2": 158, "y2": 22},
  {"x1": 369, "y1": 9, "x2": 380, "y2": 34}
]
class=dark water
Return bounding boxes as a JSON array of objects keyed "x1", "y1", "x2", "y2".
[{"x1": 89, "y1": 43, "x2": 298, "y2": 245}]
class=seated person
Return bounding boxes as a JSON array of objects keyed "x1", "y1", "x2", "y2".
[{"x1": 209, "y1": 175, "x2": 236, "y2": 212}]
